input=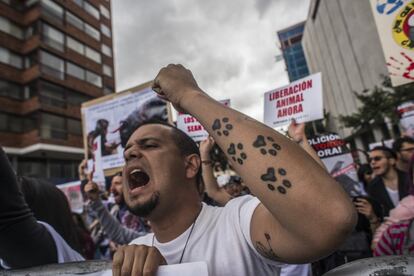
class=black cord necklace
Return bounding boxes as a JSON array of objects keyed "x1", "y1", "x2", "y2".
[{"x1": 152, "y1": 207, "x2": 201, "y2": 264}]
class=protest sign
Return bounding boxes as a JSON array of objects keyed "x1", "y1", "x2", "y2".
[
  {"x1": 176, "y1": 99, "x2": 230, "y2": 142},
  {"x1": 264, "y1": 73, "x2": 323, "y2": 128},
  {"x1": 369, "y1": 0, "x2": 414, "y2": 87},
  {"x1": 398, "y1": 101, "x2": 414, "y2": 137},
  {"x1": 82, "y1": 82, "x2": 171, "y2": 173},
  {"x1": 57, "y1": 181, "x2": 83, "y2": 214},
  {"x1": 308, "y1": 133, "x2": 364, "y2": 197},
  {"x1": 369, "y1": 139, "x2": 395, "y2": 150}
]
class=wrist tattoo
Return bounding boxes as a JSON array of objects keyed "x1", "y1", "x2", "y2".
[
  {"x1": 227, "y1": 142, "x2": 247, "y2": 165},
  {"x1": 253, "y1": 135, "x2": 281, "y2": 156},
  {"x1": 212, "y1": 117, "x2": 233, "y2": 137},
  {"x1": 255, "y1": 233, "x2": 280, "y2": 261},
  {"x1": 260, "y1": 167, "x2": 292, "y2": 194}
]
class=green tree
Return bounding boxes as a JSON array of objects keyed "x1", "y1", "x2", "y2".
[{"x1": 339, "y1": 76, "x2": 414, "y2": 132}]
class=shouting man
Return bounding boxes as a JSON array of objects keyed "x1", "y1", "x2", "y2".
[{"x1": 113, "y1": 64, "x2": 356, "y2": 276}]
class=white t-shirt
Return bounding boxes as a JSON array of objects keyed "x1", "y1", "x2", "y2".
[
  {"x1": 130, "y1": 195, "x2": 281, "y2": 276},
  {"x1": 280, "y1": 263, "x2": 311, "y2": 276},
  {"x1": 385, "y1": 187, "x2": 400, "y2": 207}
]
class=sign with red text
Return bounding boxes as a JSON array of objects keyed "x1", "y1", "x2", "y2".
[
  {"x1": 176, "y1": 99, "x2": 230, "y2": 142},
  {"x1": 264, "y1": 73, "x2": 323, "y2": 128},
  {"x1": 369, "y1": 0, "x2": 414, "y2": 86},
  {"x1": 308, "y1": 133, "x2": 364, "y2": 197},
  {"x1": 398, "y1": 101, "x2": 414, "y2": 138}
]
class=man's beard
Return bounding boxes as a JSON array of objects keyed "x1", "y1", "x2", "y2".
[{"x1": 126, "y1": 191, "x2": 160, "y2": 217}]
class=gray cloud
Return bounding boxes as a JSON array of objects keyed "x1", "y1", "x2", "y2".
[{"x1": 112, "y1": 0, "x2": 310, "y2": 121}]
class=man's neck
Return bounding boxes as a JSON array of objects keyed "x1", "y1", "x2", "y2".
[
  {"x1": 150, "y1": 200, "x2": 202, "y2": 243},
  {"x1": 396, "y1": 160, "x2": 409, "y2": 173},
  {"x1": 382, "y1": 168, "x2": 399, "y2": 190}
]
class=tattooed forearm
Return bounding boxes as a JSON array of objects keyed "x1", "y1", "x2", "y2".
[
  {"x1": 212, "y1": 117, "x2": 233, "y2": 136},
  {"x1": 227, "y1": 143, "x2": 247, "y2": 165},
  {"x1": 255, "y1": 233, "x2": 281, "y2": 261},
  {"x1": 253, "y1": 135, "x2": 281, "y2": 156},
  {"x1": 260, "y1": 167, "x2": 292, "y2": 194}
]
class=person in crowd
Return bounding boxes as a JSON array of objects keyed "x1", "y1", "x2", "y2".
[
  {"x1": 371, "y1": 151, "x2": 414, "y2": 256},
  {"x1": 357, "y1": 163, "x2": 373, "y2": 191},
  {"x1": 72, "y1": 213, "x2": 95, "y2": 260},
  {"x1": 112, "y1": 64, "x2": 356, "y2": 276},
  {"x1": 0, "y1": 148, "x2": 84, "y2": 268},
  {"x1": 366, "y1": 146, "x2": 410, "y2": 220},
  {"x1": 83, "y1": 172, "x2": 149, "y2": 246},
  {"x1": 393, "y1": 136, "x2": 414, "y2": 173}
]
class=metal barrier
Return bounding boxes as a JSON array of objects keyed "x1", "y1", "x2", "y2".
[
  {"x1": 0, "y1": 260, "x2": 111, "y2": 276},
  {"x1": 323, "y1": 256, "x2": 414, "y2": 276}
]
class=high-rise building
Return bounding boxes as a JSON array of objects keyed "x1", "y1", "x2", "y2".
[
  {"x1": 277, "y1": 21, "x2": 309, "y2": 82},
  {"x1": 0, "y1": 0, "x2": 115, "y2": 183},
  {"x1": 301, "y1": 0, "x2": 396, "y2": 152}
]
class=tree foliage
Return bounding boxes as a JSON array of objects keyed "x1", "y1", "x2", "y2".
[{"x1": 339, "y1": 76, "x2": 414, "y2": 131}]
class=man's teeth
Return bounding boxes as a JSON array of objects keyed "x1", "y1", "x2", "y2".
[{"x1": 130, "y1": 168, "x2": 142, "y2": 175}]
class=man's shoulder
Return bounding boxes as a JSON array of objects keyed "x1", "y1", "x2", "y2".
[{"x1": 129, "y1": 233, "x2": 154, "y2": 246}]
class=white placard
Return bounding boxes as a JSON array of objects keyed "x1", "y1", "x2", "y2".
[
  {"x1": 398, "y1": 101, "x2": 414, "y2": 137},
  {"x1": 176, "y1": 99, "x2": 230, "y2": 142},
  {"x1": 57, "y1": 181, "x2": 83, "y2": 214},
  {"x1": 82, "y1": 88, "x2": 168, "y2": 170},
  {"x1": 98, "y1": 262, "x2": 209, "y2": 276},
  {"x1": 264, "y1": 73, "x2": 323, "y2": 128},
  {"x1": 369, "y1": 0, "x2": 414, "y2": 87}
]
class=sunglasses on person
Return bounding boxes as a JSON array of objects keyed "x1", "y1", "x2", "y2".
[{"x1": 368, "y1": 156, "x2": 384, "y2": 162}]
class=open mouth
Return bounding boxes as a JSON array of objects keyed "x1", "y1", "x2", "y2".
[{"x1": 129, "y1": 169, "x2": 150, "y2": 190}]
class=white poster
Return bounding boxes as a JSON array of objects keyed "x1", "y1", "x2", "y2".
[
  {"x1": 308, "y1": 133, "x2": 364, "y2": 197},
  {"x1": 57, "y1": 181, "x2": 83, "y2": 214},
  {"x1": 176, "y1": 99, "x2": 230, "y2": 142},
  {"x1": 369, "y1": 0, "x2": 414, "y2": 87},
  {"x1": 398, "y1": 101, "x2": 414, "y2": 137},
  {"x1": 264, "y1": 73, "x2": 323, "y2": 128},
  {"x1": 82, "y1": 87, "x2": 168, "y2": 170}
]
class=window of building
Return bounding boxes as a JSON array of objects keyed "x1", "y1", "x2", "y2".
[
  {"x1": 103, "y1": 64, "x2": 112, "y2": 77},
  {"x1": 0, "y1": 16, "x2": 24, "y2": 39},
  {"x1": 66, "y1": 11, "x2": 83, "y2": 30},
  {"x1": 41, "y1": 0, "x2": 63, "y2": 22},
  {"x1": 25, "y1": 0, "x2": 38, "y2": 8},
  {"x1": 40, "y1": 51, "x2": 64, "y2": 79},
  {"x1": 66, "y1": 62, "x2": 85, "y2": 80},
  {"x1": 84, "y1": 1, "x2": 100, "y2": 19},
  {"x1": 42, "y1": 23, "x2": 64, "y2": 51},
  {"x1": 25, "y1": 25, "x2": 35, "y2": 39},
  {"x1": 86, "y1": 70, "x2": 102, "y2": 87},
  {"x1": 41, "y1": 113, "x2": 67, "y2": 139},
  {"x1": 68, "y1": 118, "x2": 82, "y2": 135},
  {"x1": 101, "y1": 43, "x2": 111, "y2": 57},
  {"x1": 67, "y1": 92, "x2": 90, "y2": 105},
  {"x1": 39, "y1": 81, "x2": 66, "y2": 108},
  {"x1": 100, "y1": 23, "x2": 111, "y2": 37},
  {"x1": 9, "y1": 114, "x2": 23, "y2": 133},
  {"x1": 100, "y1": 5, "x2": 110, "y2": 19},
  {"x1": 0, "y1": 46, "x2": 23, "y2": 69},
  {"x1": 0, "y1": 80, "x2": 24, "y2": 100},
  {"x1": 85, "y1": 46, "x2": 101, "y2": 63},
  {"x1": 85, "y1": 23, "x2": 100, "y2": 40},
  {"x1": 67, "y1": 36, "x2": 84, "y2": 54},
  {"x1": 0, "y1": 113, "x2": 7, "y2": 131}
]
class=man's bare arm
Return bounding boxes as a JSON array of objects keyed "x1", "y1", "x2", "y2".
[{"x1": 153, "y1": 64, "x2": 356, "y2": 263}]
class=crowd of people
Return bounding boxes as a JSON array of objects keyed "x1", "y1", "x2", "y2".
[{"x1": 0, "y1": 64, "x2": 413, "y2": 275}]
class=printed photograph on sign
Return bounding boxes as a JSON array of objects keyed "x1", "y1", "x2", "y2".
[
  {"x1": 264, "y1": 73, "x2": 323, "y2": 128},
  {"x1": 370, "y1": 0, "x2": 414, "y2": 86},
  {"x1": 176, "y1": 99, "x2": 230, "y2": 142},
  {"x1": 398, "y1": 101, "x2": 414, "y2": 137},
  {"x1": 308, "y1": 133, "x2": 364, "y2": 197},
  {"x1": 82, "y1": 83, "x2": 170, "y2": 172}
]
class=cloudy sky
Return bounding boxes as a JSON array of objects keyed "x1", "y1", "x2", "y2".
[{"x1": 112, "y1": 0, "x2": 310, "y2": 122}]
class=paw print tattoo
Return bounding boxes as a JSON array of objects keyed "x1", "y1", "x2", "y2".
[
  {"x1": 253, "y1": 135, "x2": 281, "y2": 156},
  {"x1": 260, "y1": 167, "x2": 292, "y2": 194},
  {"x1": 212, "y1": 117, "x2": 233, "y2": 136},
  {"x1": 227, "y1": 142, "x2": 247, "y2": 165}
]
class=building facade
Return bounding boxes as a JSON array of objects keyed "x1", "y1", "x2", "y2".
[
  {"x1": 277, "y1": 21, "x2": 309, "y2": 82},
  {"x1": 0, "y1": 0, "x2": 115, "y2": 183},
  {"x1": 302, "y1": 0, "x2": 393, "y2": 151}
]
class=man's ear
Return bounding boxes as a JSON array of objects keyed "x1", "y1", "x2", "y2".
[{"x1": 184, "y1": 154, "x2": 201, "y2": 179}]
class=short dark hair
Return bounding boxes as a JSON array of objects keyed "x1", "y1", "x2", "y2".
[
  {"x1": 393, "y1": 136, "x2": 414, "y2": 152},
  {"x1": 135, "y1": 119, "x2": 203, "y2": 195},
  {"x1": 370, "y1": 146, "x2": 397, "y2": 159}
]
